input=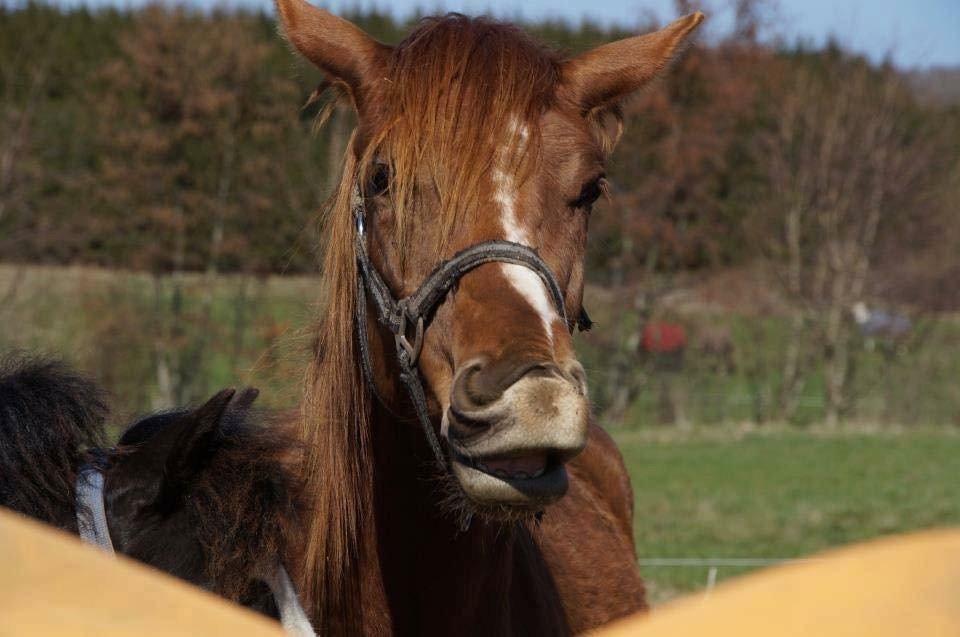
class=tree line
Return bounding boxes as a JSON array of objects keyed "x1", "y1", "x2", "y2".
[
  {"x1": 2, "y1": 2, "x2": 958, "y2": 423},
  {"x1": 2, "y1": 3, "x2": 957, "y2": 291}
]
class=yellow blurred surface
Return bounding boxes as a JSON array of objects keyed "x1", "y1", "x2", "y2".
[
  {"x1": 599, "y1": 529, "x2": 960, "y2": 637},
  {"x1": 5, "y1": 504, "x2": 957, "y2": 636},
  {"x1": 0, "y1": 507, "x2": 284, "y2": 637}
]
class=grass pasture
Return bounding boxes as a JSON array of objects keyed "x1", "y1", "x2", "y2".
[{"x1": 617, "y1": 426, "x2": 960, "y2": 603}]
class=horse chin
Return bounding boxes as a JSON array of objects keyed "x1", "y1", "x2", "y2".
[{"x1": 448, "y1": 451, "x2": 570, "y2": 514}]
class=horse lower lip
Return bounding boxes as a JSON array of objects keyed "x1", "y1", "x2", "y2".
[{"x1": 450, "y1": 454, "x2": 570, "y2": 507}]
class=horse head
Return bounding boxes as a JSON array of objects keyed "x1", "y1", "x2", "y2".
[
  {"x1": 105, "y1": 387, "x2": 306, "y2": 615},
  {"x1": 279, "y1": 4, "x2": 704, "y2": 516}
]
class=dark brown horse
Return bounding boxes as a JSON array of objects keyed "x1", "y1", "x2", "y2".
[
  {"x1": 276, "y1": 5, "x2": 704, "y2": 634},
  {"x1": 0, "y1": 356, "x2": 307, "y2": 623}
]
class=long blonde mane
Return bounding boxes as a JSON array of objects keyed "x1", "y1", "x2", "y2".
[{"x1": 361, "y1": 15, "x2": 558, "y2": 253}]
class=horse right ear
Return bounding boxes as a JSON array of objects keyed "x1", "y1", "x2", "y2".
[
  {"x1": 560, "y1": 12, "x2": 705, "y2": 142},
  {"x1": 275, "y1": 0, "x2": 391, "y2": 113}
]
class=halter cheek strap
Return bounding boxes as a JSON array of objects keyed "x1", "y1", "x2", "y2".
[
  {"x1": 352, "y1": 186, "x2": 587, "y2": 468},
  {"x1": 265, "y1": 567, "x2": 316, "y2": 637},
  {"x1": 76, "y1": 466, "x2": 115, "y2": 553},
  {"x1": 75, "y1": 466, "x2": 315, "y2": 637}
]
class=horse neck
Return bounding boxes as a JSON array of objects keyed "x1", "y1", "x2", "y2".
[
  {"x1": 365, "y1": 401, "x2": 569, "y2": 635},
  {"x1": 340, "y1": 307, "x2": 568, "y2": 633}
]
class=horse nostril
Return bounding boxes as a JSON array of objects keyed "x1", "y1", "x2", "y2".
[
  {"x1": 448, "y1": 361, "x2": 497, "y2": 439},
  {"x1": 450, "y1": 359, "x2": 487, "y2": 413},
  {"x1": 447, "y1": 357, "x2": 589, "y2": 446},
  {"x1": 452, "y1": 358, "x2": 563, "y2": 412},
  {"x1": 448, "y1": 404, "x2": 491, "y2": 434},
  {"x1": 565, "y1": 362, "x2": 588, "y2": 396}
]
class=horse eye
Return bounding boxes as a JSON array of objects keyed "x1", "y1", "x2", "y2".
[
  {"x1": 366, "y1": 162, "x2": 390, "y2": 197},
  {"x1": 572, "y1": 176, "x2": 606, "y2": 211}
]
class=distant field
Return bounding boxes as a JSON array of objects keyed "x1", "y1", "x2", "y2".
[
  {"x1": 4, "y1": 263, "x2": 958, "y2": 425},
  {"x1": 616, "y1": 426, "x2": 960, "y2": 604},
  {"x1": 0, "y1": 264, "x2": 316, "y2": 420}
]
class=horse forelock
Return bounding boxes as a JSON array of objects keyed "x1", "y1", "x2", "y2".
[{"x1": 359, "y1": 14, "x2": 561, "y2": 255}]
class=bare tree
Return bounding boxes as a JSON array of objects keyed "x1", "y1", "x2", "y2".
[{"x1": 758, "y1": 60, "x2": 932, "y2": 425}]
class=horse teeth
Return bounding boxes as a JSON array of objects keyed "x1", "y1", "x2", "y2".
[{"x1": 514, "y1": 471, "x2": 529, "y2": 480}]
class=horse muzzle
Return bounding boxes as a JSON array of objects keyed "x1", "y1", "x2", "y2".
[{"x1": 443, "y1": 358, "x2": 589, "y2": 508}]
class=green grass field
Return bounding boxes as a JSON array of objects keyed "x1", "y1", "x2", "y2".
[{"x1": 615, "y1": 426, "x2": 960, "y2": 604}]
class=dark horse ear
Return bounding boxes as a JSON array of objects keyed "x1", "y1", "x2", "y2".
[
  {"x1": 274, "y1": 0, "x2": 392, "y2": 114},
  {"x1": 163, "y1": 388, "x2": 237, "y2": 488},
  {"x1": 225, "y1": 387, "x2": 260, "y2": 418}
]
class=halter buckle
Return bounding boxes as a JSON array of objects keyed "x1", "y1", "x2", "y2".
[
  {"x1": 352, "y1": 183, "x2": 366, "y2": 236},
  {"x1": 354, "y1": 210, "x2": 365, "y2": 236},
  {"x1": 395, "y1": 310, "x2": 424, "y2": 366}
]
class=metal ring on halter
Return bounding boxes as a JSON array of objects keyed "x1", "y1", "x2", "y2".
[{"x1": 395, "y1": 305, "x2": 425, "y2": 366}]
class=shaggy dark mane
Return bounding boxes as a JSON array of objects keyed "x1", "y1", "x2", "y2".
[
  {"x1": 0, "y1": 354, "x2": 108, "y2": 530},
  {"x1": 1, "y1": 354, "x2": 307, "y2": 617},
  {"x1": 191, "y1": 414, "x2": 308, "y2": 602},
  {"x1": 117, "y1": 404, "x2": 308, "y2": 605}
]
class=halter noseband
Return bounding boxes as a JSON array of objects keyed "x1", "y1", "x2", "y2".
[{"x1": 352, "y1": 185, "x2": 592, "y2": 467}]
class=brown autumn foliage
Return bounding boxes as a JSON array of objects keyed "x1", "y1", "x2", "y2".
[
  {"x1": 1, "y1": 3, "x2": 958, "y2": 425},
  {"x1": 91, "y1": 6, "x2": 313, "y2": 274},
  {"x1": 1, "y1": 4, "x2": 955, "y2": 301}
]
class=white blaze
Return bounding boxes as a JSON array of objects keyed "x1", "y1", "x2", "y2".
[{"x1": 492, "y1": 122, "x2": 557, "y2": 345}]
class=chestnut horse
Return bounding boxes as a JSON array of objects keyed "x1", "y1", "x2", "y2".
[{"x1": 276, "y1": 5, "x2": 704, "y2": 634}]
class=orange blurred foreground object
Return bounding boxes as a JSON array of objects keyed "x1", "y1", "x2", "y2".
[
  {"x1": 597, "y1": 529, "x2": 960, "y2": 637},
  {"x1": 0, "y1": 507, "x2": 284, "y2": 636}
]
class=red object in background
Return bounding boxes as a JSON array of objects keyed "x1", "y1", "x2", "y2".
[{"x1": 641, "y1": 323, "x2": 687, "y2": 353}]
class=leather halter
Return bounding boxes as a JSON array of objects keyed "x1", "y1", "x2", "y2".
[
  {"x1": 75, "y1": 465, "x2": 316, "y2": 637},
  {"x1": 352, "y1": 185, "x2": 592, "y2": 468}
]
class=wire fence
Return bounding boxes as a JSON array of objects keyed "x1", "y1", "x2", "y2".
[{"x1": 638, "y1": 557, "x2": 823, "y2": 593}]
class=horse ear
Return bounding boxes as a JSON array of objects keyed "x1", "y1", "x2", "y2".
[
  {"x1": 164, "y1": 388, "x2": 236, "y2": 484},
  {"x1": 225, "y1": 387, "x2": 260, "y2": 419},
  {"x1": 274, "y1": 0, "x2": 391, "y2": 111},
  {"x1": 560, "y1": 13, "x2": 705, "y2": 115}
]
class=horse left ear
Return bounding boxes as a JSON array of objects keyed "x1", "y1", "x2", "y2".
[
  {"x1": 560, "y1": 13, "x2": 705, "y2": 116},
  {"x1": 164, "y1": 388, "x2": 236, "y2": 484}
]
